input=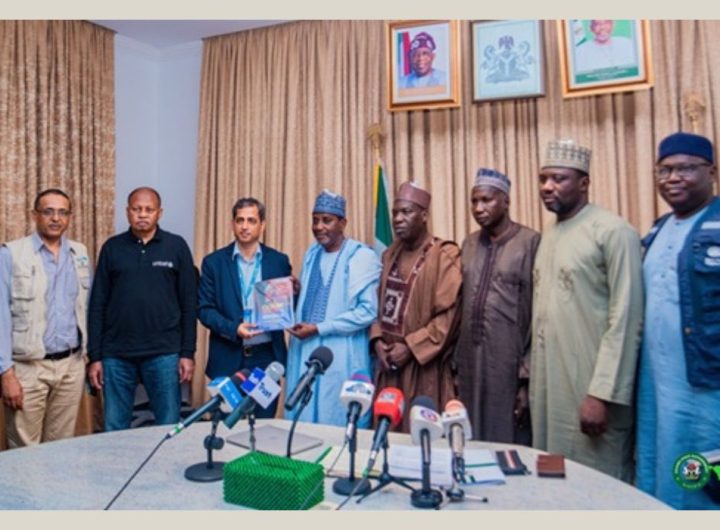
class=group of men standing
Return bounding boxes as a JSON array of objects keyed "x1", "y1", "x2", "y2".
[
  {"x1": 1, "y1": 187, "x2": 199, "y2": 444},
  {"x1": 1, "y1": 132, "x2": 718, "y2": 510}
]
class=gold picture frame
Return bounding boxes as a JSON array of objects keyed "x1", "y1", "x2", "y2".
[
  {"x1": 387, "y1": 20, "x2": 461, "y2": 111},
  {"x1": 558, "y1": 19, "x2": 653, "y2": 98}
]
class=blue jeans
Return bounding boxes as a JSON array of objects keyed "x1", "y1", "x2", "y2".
[{"x1": 103, "y1": 353, "x2": 181, "y2": 431}]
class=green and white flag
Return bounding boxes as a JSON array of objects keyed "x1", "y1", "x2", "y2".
[{"x1": 373, "y1": 163, "x2": 392, "y2": 256}]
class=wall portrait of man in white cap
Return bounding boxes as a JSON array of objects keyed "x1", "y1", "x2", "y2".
[
  {"x1": 558, "y1": 19, "x2": 653, "y2": 98},
  {"x1": 387, "y1": 20, "x2": 461, "y2": 111}
]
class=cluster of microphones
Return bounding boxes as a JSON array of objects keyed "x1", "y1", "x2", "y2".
[
  {"x1": 165, "y1": 346, "x2": 333, "y2": 439},
  {"x1": 165, "y1": 360, "x2": 286, "y2": 439},
  {"x1": 164, "y1": 345, "x2": 474, "y2": 509},
  {"x1": 359, "y1": 388, "x2": 473, "y2": 508}
]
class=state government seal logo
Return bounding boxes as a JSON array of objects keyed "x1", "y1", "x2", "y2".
[{"x1": 673, "y1": 452, "x2": 711, "y2": 490}]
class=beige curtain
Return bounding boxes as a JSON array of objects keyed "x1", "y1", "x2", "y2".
[
  {"x1": 192, "y1": 19, "x2": 720, "y2": 406},
  {"x1": 0, "y1": 21, "x2": 115, "y2": 450},
  {"x1": 192, "y1": 20, "x2": 390, "y2": 406}
]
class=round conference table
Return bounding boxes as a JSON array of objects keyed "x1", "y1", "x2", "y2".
[{"x1": 0, "y1": 418, "x2": 669, "y2": 510}]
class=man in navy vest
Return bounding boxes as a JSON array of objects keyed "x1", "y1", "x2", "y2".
[
  {"x1": 636, "y1": 132, "x2": 720, "y2": 509},
  {"x1": 198, "y1": 198, "x2": 292, "y2": 419}
]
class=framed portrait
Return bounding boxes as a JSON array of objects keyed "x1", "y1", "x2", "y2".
[
  {"x1": 387, "y1": 20, "x2": 461, "y2": 112},
  {"x1": 558, "y1": 19, "x2": 653, "y2": 98},
  {"x1": 472, "y1": 19, "x2": 545, "y2": 102}
]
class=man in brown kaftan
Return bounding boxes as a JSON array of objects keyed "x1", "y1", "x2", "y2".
[
  {"x1": 370, "y1": 182, "x2": 462, "y2": 433},
  {"x1": 455, "y1": 169, "x2": 540, "y2": 444}
]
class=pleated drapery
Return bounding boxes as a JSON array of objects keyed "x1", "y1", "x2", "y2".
[{"x1": 0, "y1": 20, "x2": 115, "y2": 449}]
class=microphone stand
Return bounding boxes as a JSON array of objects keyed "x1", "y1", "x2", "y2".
[
  {"x1": 332, "y1": 414, "x2": 370, "y2": 496},
  {"x1": 445, "y1": 454, "x2": 465, "y2": 502},
  {"x1": 356, "y1": 437, "x2": 415, "y2": 505},
  {"x1": 443, "y1": 440, "x2": 489, "y2": 505},
  {"x1": 410, "y1": 430, "x2": 443, "y2": 509},
  {"x1": 247, "y1": 411, "x2": 257, "y2": 452},
  {"x1": 286, "y1": 385, "x2": 313, "y2": 458},
  {"x1": 184, "y1": 409, "x2": 226, "y2": 482},
  {"x1": 105, "y1": 434, "x2": 167, "y2": 509}
]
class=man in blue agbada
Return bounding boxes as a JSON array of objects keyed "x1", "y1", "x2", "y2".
[
  {"x1": 285, "y1": 190, "x2": 381, "y2": 426},
  {"x1": 637, "y1": 132, "x2": 720, "y2": 509}
]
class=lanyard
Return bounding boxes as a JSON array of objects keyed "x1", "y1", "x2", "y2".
[{"x1": 237, "y1": 252, "x2": 262, "y2": 309}]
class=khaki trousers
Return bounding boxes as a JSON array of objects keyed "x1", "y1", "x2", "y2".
[{"x1": 4, "y1": 354, "x2": 85, "y2": 448}]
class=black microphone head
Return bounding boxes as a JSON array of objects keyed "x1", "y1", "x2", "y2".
[
  {"x1": 308, "y1": 346, "x2": 333, "y2": 373},
  {"x1": 411, "y1": 395, "x2": 437, "y2": 411},
  {"x1": 229, "y1": 369, "x2": 252, "y2": 389}
]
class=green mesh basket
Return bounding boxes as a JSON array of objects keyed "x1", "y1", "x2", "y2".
[{"x1": 223, "y1": 451, "x2": 324, "y2": 510}]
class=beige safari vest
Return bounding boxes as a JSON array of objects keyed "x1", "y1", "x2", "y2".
[{"x1": 4, "y1": 235, "x2": 91, "y2": 360}]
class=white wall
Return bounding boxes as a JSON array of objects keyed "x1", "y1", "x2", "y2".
[{"x1": 114, "y1": 35, "x2": 202, "y2": 249}]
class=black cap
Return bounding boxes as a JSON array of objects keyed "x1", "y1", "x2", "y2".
[{"x1": 658, "y1": 132, "x2": 714, "y2": 163}]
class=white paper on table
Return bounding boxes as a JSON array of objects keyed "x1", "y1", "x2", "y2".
[{"x1": 387, "y1": 446, "x2": 505, "y2": 487}]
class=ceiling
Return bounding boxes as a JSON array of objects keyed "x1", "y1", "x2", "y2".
[{"x1": 92, "y1": 20, "x2": 289, "y2": 49}]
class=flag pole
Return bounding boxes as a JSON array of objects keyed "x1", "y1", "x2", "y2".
[
  {"x1": 367, "y1": 124, "x2": 392, "y2": 256},
  {"x1": 367, "y1": 123, "x2": 385, "y2": 166},
  {"x1": 367, "y1": 122, "x2": 385, "y2": 208}
]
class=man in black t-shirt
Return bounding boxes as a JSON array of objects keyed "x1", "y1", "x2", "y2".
[{"x1": 87, "y1": 187, "x2": 197, "y2": 431}]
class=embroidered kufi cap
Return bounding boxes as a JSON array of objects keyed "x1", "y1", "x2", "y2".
[
  {"x1": 473, "y1": 168, "x2": 511, "y2": 195},
  {"x1": 312, "y1": 189, "x2": 346, "y2": 218},
  {"x1": 542, "y1": 139, "x2": 592, "y2": 173}
]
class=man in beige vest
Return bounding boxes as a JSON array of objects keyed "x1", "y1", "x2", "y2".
[{"x1": 0, "y1": 189, "x2": 91, "y2": 448}]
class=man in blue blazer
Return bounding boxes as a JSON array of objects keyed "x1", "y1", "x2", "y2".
[{"x1": 198, "y1": 197, "x2": 292, "y2": 418}]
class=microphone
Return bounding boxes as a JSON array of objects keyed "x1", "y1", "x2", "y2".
[
  {"x1": 410, "y1": 396, "x2": 444, "y2": 445},
  {"x1": 224, "y1": 362, "x2": 285, "y2": 429},
  {"x1": 284, "y1": 346, "x2": 333, "y2": 411},
  {"x1": 339, "y1": 370, "x2": 375, "y2": 444},
  {"x1": 365, "y1": 387, "x2": 404, "y2": 473},
  {"x1": 409, "y1": 396, "x2": 443, "y2": 509},
  {"x1": 441, "y1": 399, "x2": 472, "y2": 479},
  {"x1": 166, "y1": 371, "x2": 247, "y2": 439}
]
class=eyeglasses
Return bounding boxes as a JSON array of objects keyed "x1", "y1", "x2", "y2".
[
  {"x1": 36, "y1": 208, "x2": 72, "y2": 218},
  {"x1": 654, "y1": 163, "x2": 711, "y2": 181}
]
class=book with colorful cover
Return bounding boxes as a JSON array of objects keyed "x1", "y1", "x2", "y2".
[{"x1": 252, "y1": 277, "x2": 295, "y2": 331}]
